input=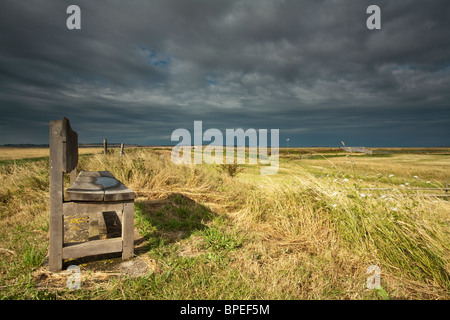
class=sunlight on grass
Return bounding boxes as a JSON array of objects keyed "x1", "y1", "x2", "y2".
[{"x1": 0, "y1": 147, "x2": 449, "y2": 299}]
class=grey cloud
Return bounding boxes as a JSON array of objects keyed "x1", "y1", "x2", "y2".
[{"x1": 0, "y1": 0, "x2": 449, "y2": 146}]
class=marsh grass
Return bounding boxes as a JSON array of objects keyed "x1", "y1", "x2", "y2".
[{"x1": 0, "y1": 148, "x2": 449, "y2": 299}]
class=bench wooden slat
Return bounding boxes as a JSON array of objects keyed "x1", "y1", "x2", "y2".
[
  {"x1": 65, "y1": 170, "x2": 135, "y2": 202},
  {"x1": 63, "y1": 201, "x2": 126, "y2": 216},
  {"x1": 62, "y1": 238, "x2": 123, "y2": 259},
  {"x1": 61, "y1": 117, "x2": 78, "y2": 173}
]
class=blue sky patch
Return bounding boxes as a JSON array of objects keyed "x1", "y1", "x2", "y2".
[{"x1": 139, "y1": 46, "x2": 172, "y2": 68}]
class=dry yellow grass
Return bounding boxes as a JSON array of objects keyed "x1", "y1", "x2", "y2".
[
  {"x1": 0, "y1": 147, "x2": 449, "y2": 299},
  {"x1": 0, "y1": 147, "x2": 103, "y2": 161},
  {"x1": 233, "y1": 153, "x2": 450, "y2": 299}
]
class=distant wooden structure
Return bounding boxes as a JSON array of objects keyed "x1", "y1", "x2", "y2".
[
  {"x1": 49, "y1": 118, "x2": 135, "y2": 271},
  {"x1": 340, "y1": 146, "x2": 372, "y2": 155}
]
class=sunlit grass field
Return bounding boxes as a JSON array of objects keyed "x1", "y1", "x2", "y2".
[
  {"x1": 0, "y1": 147, "x2": 449, "y2": 299},
  {"x1": 0, "y1": 147, "x2": 103, "y2": 164}
]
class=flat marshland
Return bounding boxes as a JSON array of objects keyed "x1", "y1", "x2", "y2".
[{"x1": 0, "y1": 147, "x2": 449, "y2": 299}]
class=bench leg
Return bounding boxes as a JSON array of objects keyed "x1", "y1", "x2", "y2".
[
  {"x1": 122, "y1": 201, "x2": 134, "y2": 259},
  {"x1": 49, "y1": 212, "x2": 63, "y2": 271}
]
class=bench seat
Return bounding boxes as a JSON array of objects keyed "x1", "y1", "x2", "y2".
[{"x1": 65, "y1": 170, "x2": 135, "y2": 202}]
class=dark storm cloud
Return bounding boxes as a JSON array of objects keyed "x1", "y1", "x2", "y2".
[{"x1": 0, "y1": 0, "x2": 449, "y2": 146}]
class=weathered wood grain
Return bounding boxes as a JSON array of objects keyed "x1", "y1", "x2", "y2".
[
  {"x1": 63, "y1": 201, "x2": 125, "y2": 216},
  {"x1": 62, "y1": 117, "x2": 78, "y2": 173},
  {"x1": 49, "y1": 118, "x2": 135, "y2": 271},
  {"x1": 62, "y1": 238, "x2": 123, "y2": 260},
  {"x1": 65, "y1": 170, "x2": 135, "y2": 202},
  {"x1": 122, "y1": 201, "x2": 134, "y2": 260},
  {"x1": 49, "y1": 120, "x2": 64, "y2": 271}
]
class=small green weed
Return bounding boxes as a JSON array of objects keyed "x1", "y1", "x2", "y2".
[{"x1": 201, "y1": 226, "x2": 243, "y2": 251}]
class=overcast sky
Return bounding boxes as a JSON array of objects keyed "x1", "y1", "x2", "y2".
[{"x1": 0, "y1": 0, "x2": 449, "y2": 147}]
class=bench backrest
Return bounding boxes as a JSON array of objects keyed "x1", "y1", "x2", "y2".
[
  {"x1": 48, "y1": 117, "x2": 78, "y2": 271},
  {"x1": 50, "y1": 117, "x2": 78, "y2": 173}
]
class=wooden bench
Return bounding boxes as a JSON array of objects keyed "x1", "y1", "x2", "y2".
[{"x1": 49, "y1": 117, "x2": 135, "y2": 271}]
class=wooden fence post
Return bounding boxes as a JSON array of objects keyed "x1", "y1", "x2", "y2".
[
  {"x1": 120, "y1": 143, "x2": 124, "y2": 156},
  {"x1": 103, "y1": 139, "x2": 108, "y2": 155}
]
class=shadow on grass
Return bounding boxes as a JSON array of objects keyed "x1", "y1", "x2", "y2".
[{"x1": 134, "y1": 193, "x2": 216, "y2": 251}]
